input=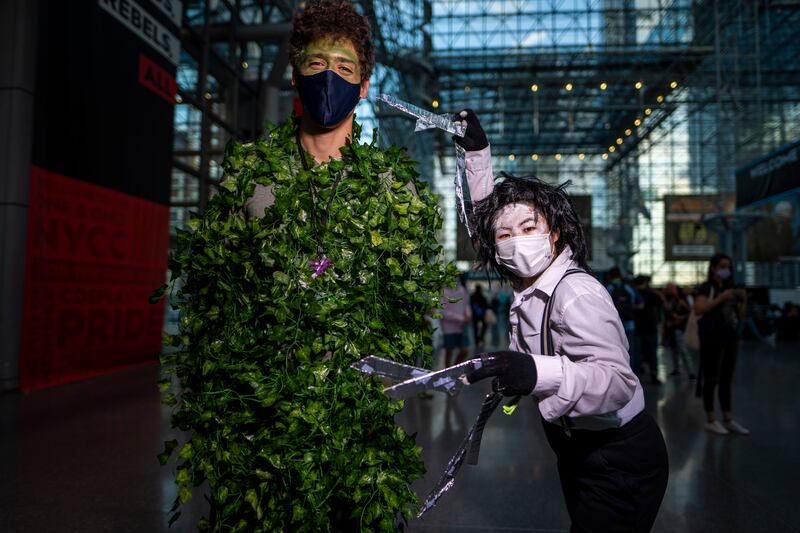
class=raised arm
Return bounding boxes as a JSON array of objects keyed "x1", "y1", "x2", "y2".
[{"x1": 454, "y1": 109, "x2": 494, "y2": 202}]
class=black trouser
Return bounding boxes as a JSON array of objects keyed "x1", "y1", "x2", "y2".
[
  {"x1": 638, "y1": 333, "x2": 658, "y2": 378},
  {"x1": 700, "y1": 337, "x2": 738, "y2": 412},
  {"x1": 472, "y1": 317, "x2": 486, "y2": 345},
  {"x1": 542, "y1": 412, "x2": 669, "y2": 533}
]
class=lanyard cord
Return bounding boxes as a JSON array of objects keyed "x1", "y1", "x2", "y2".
[{"x1": 295, "y1": 130, "x2": 345, "y2": 256}]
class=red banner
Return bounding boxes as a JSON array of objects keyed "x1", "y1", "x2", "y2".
[
  {"x1": 138, "y1": 53, "x2": 177, "y2": 105},
  {"x1": 19, "y1": 166, "x2": 170, "y2": 391}
]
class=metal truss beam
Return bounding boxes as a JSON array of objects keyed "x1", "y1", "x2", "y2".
[
  {"x1": 187, "y1": 22, "x2": 292, "y2": 42},
  {"x1": 180, "y1": 21, "x2": 259, "y2": 97}
]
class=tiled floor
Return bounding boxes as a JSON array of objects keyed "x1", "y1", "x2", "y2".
[{"x1": 1, "y1": 339, "x2": 797, "y2": 532}]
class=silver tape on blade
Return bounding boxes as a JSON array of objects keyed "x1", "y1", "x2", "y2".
[
  {"x1": 377, "y1": 94, "x2": 466, "y2": 137},
  {"x1": 350, "y1": 355, "x2": 429, "y2": 382},
  {"x1": 383, "y1": 359, "x2": 477, "y2": 399},
  {"x1": 454, "y1": 144, "x2": 474, "y2": 237},
  {"x1": 417, "y1": 390, "x2": 504, "y2": 517}
]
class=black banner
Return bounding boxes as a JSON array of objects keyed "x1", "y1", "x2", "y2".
[
  {"x1": 736, "y1": 140, "x2": 800, "y2": 209},
  {"x1": 31, "y1": 0, "x2": 179, "y2": 206}
]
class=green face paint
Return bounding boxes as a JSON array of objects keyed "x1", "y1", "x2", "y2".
[{"x1": 300, "y1": 40, "x2": 361, "y2": 82}]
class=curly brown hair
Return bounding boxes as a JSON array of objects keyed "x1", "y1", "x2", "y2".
[{"x1": 289, "y1": 1, "x2": 375, "y2": 82}]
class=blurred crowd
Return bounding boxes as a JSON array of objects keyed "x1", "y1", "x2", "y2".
[
  {"x1": 600, "y1": 265, "x2": 800, "y2": 388},
  {"x1": 435, "y1": 274, "x2": 513, "y2": 366},
  {"x1": 433, "y1": 269, "x2": 799, "y2": 372}
]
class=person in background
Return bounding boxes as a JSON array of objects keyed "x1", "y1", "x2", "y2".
[
  {"x1": 662, "y1": 283, "x2": 694, "y2": 378},
  {"x1": 694, "y1": 253, "x2": 749, "y2": 436},
  {"x1": 488, "y1": 291, "x2": 501, "y2": 347},
  {"x1": 440, "y1": 274, "x2": 472, "y2": 367},
  {"x1": 606, "y1": 267, "x2": 643, "y2": 374},
  {"x1": 471, "y1": 284, "x2": 489, "y2": 349},
  {"x1": 736, "y1": 289, "x2": 776, "y2": 347},
  {"x1": 777, "y1": 302, "x2": 800, "y2": 341},
  {"x1": 496, "y1": 286, "x2": 512, "y2": 344},
  {"x1": 633, "y1": 275, "x2": 664, "y2": 385}
]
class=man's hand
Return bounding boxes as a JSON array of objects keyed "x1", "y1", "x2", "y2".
[
  {"x1": 464, "y1": 351, "x2": 537, "y2": 396},
  {"x1": 453, "y1": 108, "x2": 488, "y2": 151}
]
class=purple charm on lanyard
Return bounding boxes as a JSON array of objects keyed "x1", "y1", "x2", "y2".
[{"x1": 309, "y1": 255, "x2": 333, "y2": 278}]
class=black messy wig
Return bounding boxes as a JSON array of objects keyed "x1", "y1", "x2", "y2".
[{"x1": 472, "y1": 173, "x2": 591, "y2": 281}]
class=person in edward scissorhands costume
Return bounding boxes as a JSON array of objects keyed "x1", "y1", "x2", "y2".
[
  {"x1": 448, "y1": 110, "x2": 669, "y2": 533},
  {"x1": 160, "y1": 2, "x2": 494, "y2": 531}
]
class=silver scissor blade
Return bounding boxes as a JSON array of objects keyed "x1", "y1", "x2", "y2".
[
  {"x1": 383, "y1": 359, "x2": 476, "y2": 400},
  {"x1": 377, "y1": 94, "x2": 466, "y2": 137},
  {"x1": 350, "y1": 355, "x2": 429, "y2": 382}
]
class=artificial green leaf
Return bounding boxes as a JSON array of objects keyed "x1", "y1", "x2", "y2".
[
  {"x1": 179, "y1": 486, "x2": 193, "y2": 504},
  {"x1": 157, "y1": 439, "x2": 179, "y2": 466},
  {"x1": 149, "y1": 284, "x2": 167, "y2": 304}
]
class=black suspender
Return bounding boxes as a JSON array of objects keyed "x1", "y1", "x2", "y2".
[
  {"x1": 539, "y1": 267, "x2": 585, "y2": 436},
  {"x1": 540, "y1": 268, "x2": 585, "y2": 356}
]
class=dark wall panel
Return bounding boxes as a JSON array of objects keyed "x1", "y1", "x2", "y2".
[{"x1": 31, "y1": 0, "x2": 178, "y2": 205}]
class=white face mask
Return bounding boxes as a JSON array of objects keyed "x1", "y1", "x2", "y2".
[{"x1": 495, "y1": 234, "x2": 554, "y2": 279}]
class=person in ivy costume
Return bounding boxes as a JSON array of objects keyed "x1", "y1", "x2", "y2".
[{"x1": 157, "y1": 2, "x2": 493, "y2": 531}]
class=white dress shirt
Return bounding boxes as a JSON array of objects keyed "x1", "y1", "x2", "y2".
[{"x1": 508, "y1": 248, "x2": 645, "y2": 430}]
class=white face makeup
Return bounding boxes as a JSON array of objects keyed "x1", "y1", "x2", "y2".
[{"x1": 493, "y1": 203, "x2": 550, "y2": 242}]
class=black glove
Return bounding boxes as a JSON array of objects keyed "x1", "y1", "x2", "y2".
[
  {"x1": 452, "y1": 108, "x2": 488, "y2": 151},
  {"x1": 464, "y1": 351, "x2": 537, "y2": 396}
]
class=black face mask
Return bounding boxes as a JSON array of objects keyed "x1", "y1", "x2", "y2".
[{"x1": 296, "y1": 70, "x2": 361, "y2": 127}]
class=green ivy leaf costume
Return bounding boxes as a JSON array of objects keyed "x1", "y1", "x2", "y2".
[{"x1": 160, "y1": 116, "x2": 457, "y2": 531}]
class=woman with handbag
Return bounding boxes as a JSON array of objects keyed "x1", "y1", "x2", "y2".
[{"x1": 694, "y1": 253, "x2": 750, "y2": 435}]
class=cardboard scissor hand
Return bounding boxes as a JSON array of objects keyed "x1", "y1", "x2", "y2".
[
  {"x1": 350, "y1": 355, "x2": 476, "y2": 399},
  {"x1": 351, "y1": 352, "x2": 537, "y2": 399},
  {"x1": 351, "y1": 352, "x2": 535, "y2": 517}
]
